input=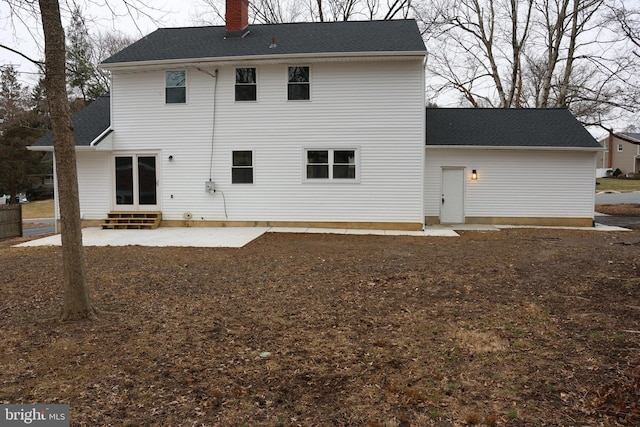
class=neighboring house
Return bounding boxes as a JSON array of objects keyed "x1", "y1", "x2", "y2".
[
  {"x1": 30, "y1": 0, "x2": 601, "y2": 229},
  {"x1": 596, "y1": 131, "x2": 640, "y2": 175}
]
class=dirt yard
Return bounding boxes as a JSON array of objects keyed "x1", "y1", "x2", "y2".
[{"x1": 1, "y1": 228, "x2": 639, "y2": 426}]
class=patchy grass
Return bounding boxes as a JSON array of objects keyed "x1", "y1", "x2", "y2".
[
  {"x1": 21, "y1": 199, "x2": 54, "y2": 219},
  {"x1": 596, "y1": 178, "x2": 640, "y2": 193},
  {"x1": 1, "y1": 229, "x2": 639, "y2": 425}
]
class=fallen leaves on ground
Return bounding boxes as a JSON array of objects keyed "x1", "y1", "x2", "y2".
[{"x1": 1, "y1": 228, "x2": 639, "y2": 426}]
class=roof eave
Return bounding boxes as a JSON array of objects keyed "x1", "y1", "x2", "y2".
[
  {"x1": 100, "y1": 51, "x2": 427, "y2": 70},
  {"x1": 27, "y1": 145, "x2": 54, "y2": 152}
]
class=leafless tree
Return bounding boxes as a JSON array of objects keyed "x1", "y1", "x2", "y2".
[
  {"x1": 39, "y1": 0, "x2": 97, "y2": 321},
  {"x1": 90, "y1": 31, "x2": 135, "y2": 97},
  {"x1": 2, "y1": 0, "x2": 156, "y2": 321},
  {"x1": 425, "y1": 0, "x2": 637, "y2": 127},
  {"x1": 607, "y1": 0, "x2": 640, "y2": 58},
  {"x1": 426, "y1": 0, "x2": 534, "y2": 108},
  {"x1": 195, "y1": 0, "x2": 417, "y2": 24}
]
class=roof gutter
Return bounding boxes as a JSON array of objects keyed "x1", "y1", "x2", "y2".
[
  {"x1": 27, "y1": 127, "x2": 112, "y2": 152},
  {"x1": 90, "y1": 127, "x2": 113, "y2": 147},
  {"x1": 27, "y1": 145, "x2": 54, "y2": 152},
  {"x1": 100, "y1": 51, "x2": 427, "y2": 71},
  {"x1": 426, "y1": 145, "x2": 604, "y2": 152},
  {"x1": 28, "y1": 145, "x2": 104, "y2": 152}
]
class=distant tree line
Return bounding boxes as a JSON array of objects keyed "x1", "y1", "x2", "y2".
[{"x1": 0, "y1": 5, "x2": 133, "y2": 202}]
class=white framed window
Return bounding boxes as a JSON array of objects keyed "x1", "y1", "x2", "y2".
[
  {"x1": 288, "y1": 66, "x2": 310, "y2": 100},
  {"x1": 304, "y1": 148, "x2": 359, "y2": 181},
  {"x1": 235, "y1": 68, "x2": 257, "y2": 101},
  {"x1": 617, "y1": 143, "x2": 623, "y2": 152},
  {"x1": 165, "y1": 70, "x2": 186, "y2": 103},
  {"x1": 232, "y1": 150, "x2": 253, "y2": 184}
]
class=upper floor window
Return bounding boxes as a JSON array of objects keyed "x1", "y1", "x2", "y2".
[
  {"x1": 288, "y1": 66, "x2": 310, "y2": 100},
  {"x1": 617, "y1": 143, "x2": 623, "y2": 152},
  {"x1": 235, "y1": 68, "x2": 257, "y2": 101},
  {"x1": 232, "y1": 150, "x2": 253, "y2": 184},
  {"x1": 306, "y1": 148, "x2": 357, "y2": 181},
  {"x1": 166, "y1": 71, "x2": 186, "y2": 103}
]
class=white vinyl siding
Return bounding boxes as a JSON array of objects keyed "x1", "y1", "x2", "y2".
[
  {"x1": 75, "y1": 151, "x2": 112, "y2": 220},
  {"x1": 425, "y1": 148, "x2": 597, "y2": 220},
  {"x1": 109, "y1": 59, "x2": 425, "y2": 225}
]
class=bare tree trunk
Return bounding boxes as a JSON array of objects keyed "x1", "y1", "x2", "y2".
[
  {"x1": 538, "y1": 0, "x2": 569, "y2": 107},
  {"x1": 507, "y1": 0, "x2": 532, "y2": 108},
  {"x1": 39, "y1": 0, "x2": 96, "y2": 321},
  {"x1": 316, "y1": 0, "x2": 324, "y2": 21}
]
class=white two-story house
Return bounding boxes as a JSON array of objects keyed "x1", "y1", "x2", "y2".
[{"x1": 31, "y1": 0, "x2": 601, "y2": 230}]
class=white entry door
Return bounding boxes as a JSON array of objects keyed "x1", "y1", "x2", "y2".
[
  {"x1": 441, "y1": 168, "x2": 464, "y2": 224},
  {"x1": 114, "y1": 154, "x2": 159, "y2": 211}
]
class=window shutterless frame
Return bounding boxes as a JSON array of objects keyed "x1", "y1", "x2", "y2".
[
  {"x1": 235, "y1": 68, "x2": 257, "y2": 101},
  {"x1": 287, "y1": 66, "x2": 310, "y2": 101},
  {"x1": 165, "y1": 70, "x2": 186, "y2": 104},
  {"x1": 232, "y1": 150, "x2": 254, "y2": 184},
  {"x1": 303, "y1": 147, "x2": 360, "y2": 182}
]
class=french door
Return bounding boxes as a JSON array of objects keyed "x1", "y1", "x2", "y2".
[{"x1": 114, "y1": 154, "x2": 159, "y2": 210}]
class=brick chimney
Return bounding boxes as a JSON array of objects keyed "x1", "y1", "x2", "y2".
[{"x1": 226, "y1": 0, "x2": 249, "y2": 38}]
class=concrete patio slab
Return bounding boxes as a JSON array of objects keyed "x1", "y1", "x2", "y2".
[
  {"x1": 15, "y1": 227, "x2": 270, "y2": 248},
  {"x1": 14, "y1": 222, "x2": 627, "y2": 249},
  {"x1": 15, "y1": 226, "x2": 460, "y2": 248}
]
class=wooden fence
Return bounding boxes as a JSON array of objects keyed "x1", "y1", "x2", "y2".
[{"x1": 0, "y1": 204, "x2": 22, "y2": 240}]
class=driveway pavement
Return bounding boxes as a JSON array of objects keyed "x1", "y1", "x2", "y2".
[
  {"x1": 595, "y1": 191, "x2": 640, "y2": 204},
  {"x1": 594, "y1": 191, "x2": 640, "y2": 229},
  {"x1": 595, "y1": 214, "x2": 640, "y2": 230}
]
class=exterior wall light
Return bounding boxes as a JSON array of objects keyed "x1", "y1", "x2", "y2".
[{"x1": 471, "y1": 169, "x2": 478, "y2": 180}]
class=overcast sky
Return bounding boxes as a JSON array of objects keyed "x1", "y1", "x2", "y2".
[{"x1": 0, "y1": 0, "x2": 214, "y2": 86}]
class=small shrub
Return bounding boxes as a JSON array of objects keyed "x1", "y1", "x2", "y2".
[
  {"x1": 613, "y1": 168, "x2": 623, "y2": 177},
  {"x1": 484, "y1": 414, "x2": 498, "y2": 426},
  {"x1": 465, "y1": 412, "x2": 481, "y2": 424}
]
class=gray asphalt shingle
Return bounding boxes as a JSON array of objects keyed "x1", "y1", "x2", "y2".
[
  {"x1": 102, "y1": 20, "x2": 426, "y2": 65},
  {"x1": 621, "y1": 132, "x2": 640, "y2": 142},
  {"x1": 426, "y1": 108, "x2": 600, "y2": 148},
  {"x1": 32, "y1": 94, "x2": 111, "y2": 148}
]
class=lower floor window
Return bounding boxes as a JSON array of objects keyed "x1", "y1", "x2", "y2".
[
  {"x1": 306, "y1": 148, "x2": 357, "y2": 180},
  {"x1": 232, "y1": 150, "x2": 253, "y2": 184}
]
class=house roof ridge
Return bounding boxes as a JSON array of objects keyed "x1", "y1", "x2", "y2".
[
  {"x1": 102, "y1": 19, "x2": 426, "y2": 65},
  {"x1": 155, "y1": 18, "x2": 418, "y2": 30}
]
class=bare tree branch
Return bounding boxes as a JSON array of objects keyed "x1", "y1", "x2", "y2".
[{"x1": 0, "y1": 44, "x2": 45, "y2": 70}]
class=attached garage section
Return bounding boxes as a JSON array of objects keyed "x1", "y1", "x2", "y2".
[{"x1": 425, "y1": 108, "x2": 601, "y2": 227}]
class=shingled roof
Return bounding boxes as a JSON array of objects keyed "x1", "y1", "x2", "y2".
[
  {"x1": 31, "y1": 94, "x2": 111, "y2": 148},
  {"x1": 426, "y1": 108, "x2": 600, "y2": 149},
  {"x1": 621, "y1": 132, "x2": 640, "y2": 143},
  {"x1": 102, "y1": 20, "x2": 426, "y2": 66}
]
